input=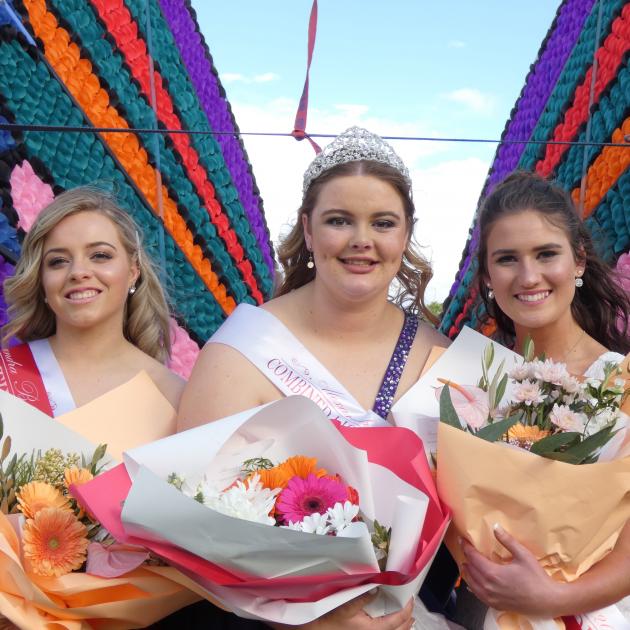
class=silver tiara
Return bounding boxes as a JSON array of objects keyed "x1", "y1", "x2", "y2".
[{"x1": 302, "y1": 126, "x2": 411, "y2": 195}]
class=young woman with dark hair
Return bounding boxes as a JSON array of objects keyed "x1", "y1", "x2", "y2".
[{"x1": 459, "y1": 170, "x2": 630, "y2": 624}]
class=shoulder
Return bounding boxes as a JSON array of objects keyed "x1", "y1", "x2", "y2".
[
  {"x1": 416, "y1": 319, "x2": 451, "y2": 349},
  {"x1": 176, "y1": 339, "x2": 281, "y2": 431}
]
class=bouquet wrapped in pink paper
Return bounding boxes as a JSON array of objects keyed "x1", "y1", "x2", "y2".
[{"x1": 74, "y1": 396, "x2": 450, "y2": 625}]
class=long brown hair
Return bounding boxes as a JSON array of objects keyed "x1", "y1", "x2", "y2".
[
  {"x1": 476, "y1": 171, "x2": 630, "y2": 353},
  {"x1": 277, "y1": 159, "x2": 435, "y2": 321}
]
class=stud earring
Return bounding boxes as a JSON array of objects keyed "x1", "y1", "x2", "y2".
[
  {"x1": 487, "y1": 287, "x2": 494, "y2": 300},
  {"x1": 575, "y1": 276, "x2": 583, "y2": 288},
  {"x1": 129, "y1": 285, "x2": 137, "y2": 295},
  {"x1": 306, "y1": 252, "x2": 315, "y2": 270}
]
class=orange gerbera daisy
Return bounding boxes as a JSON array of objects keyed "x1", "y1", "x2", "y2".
[
  {"x1": 506, "y1": 423, "x2": 550, "y2": 450},
  {"x1": 17, "y1": 481, "x2": 70, "y2": 519},
  {"x1": 64, "y1": 467, "x2": 93, "y2": 495},
  {"x1": 23, "y1": 507, "x2": 88, "y2": 577},
  {"x1": 250, "y1": 456, "x2": 328, "y2": 491}
]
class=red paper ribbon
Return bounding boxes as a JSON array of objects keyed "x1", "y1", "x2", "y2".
[{"x1": 291, "y1": 0, "x2": 321, "y2": 154}]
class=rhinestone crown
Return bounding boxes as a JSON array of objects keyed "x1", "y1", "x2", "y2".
[{"x1": 302, "y1": 126, "x2": 411, "y2": 195}]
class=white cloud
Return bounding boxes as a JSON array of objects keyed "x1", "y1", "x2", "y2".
[
  {"x1": 221, "y1": 73, "x2": 247, "y2": 83},
  {"x1": 221, "y1": 72, "x2": 280, "y2": 84},
  {"x1": 448, "y1": 40, "x2": 466, "y2": 48},
  {"x1": 411, "y1": 158, "x2": 488, "y2": 302},
  {"x1": 443, "y1": 88, "x2": 495, "y2": 115},
  {"x1": 254, "y1": 72, "x2": 280, "y2": 83},
  {"x1": 227, "y1": 98, "x2": 488, "y2": 302}
]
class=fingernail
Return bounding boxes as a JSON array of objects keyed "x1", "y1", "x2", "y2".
[
  {"x1": 493, "y1": 522, "x2": 504, "y2": 533},
  {"x1": 457, "y1": 536, "x2": 462, "y2": 545}
]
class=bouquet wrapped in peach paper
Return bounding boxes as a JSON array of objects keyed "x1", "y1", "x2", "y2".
[
  {"x1": 430, "y1": 328, "x2": 630, "y2": 630},
  {"x1": 0, "y1": 384, "x2": 200, "y2": 630}
]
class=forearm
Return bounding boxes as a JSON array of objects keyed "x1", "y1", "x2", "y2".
[{"x1": 546, "y1": 522, "x2": 630, "y2": 617}]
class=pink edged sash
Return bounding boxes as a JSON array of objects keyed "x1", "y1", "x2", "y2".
[{"x1": 0, "y1": 343, "x2": 53, "y2": 416}]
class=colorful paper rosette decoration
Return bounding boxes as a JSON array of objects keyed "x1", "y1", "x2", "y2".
[
  {"x1": 74, "y1": 396, "x2": 451, "y2": 625},
  {"x1": 441, "y1": 1, "x2": 630, "y2": 337}
]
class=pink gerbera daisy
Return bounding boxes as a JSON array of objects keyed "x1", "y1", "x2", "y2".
[{"x1": 276, "y1": 474, "x2": 349, "y2": 524}]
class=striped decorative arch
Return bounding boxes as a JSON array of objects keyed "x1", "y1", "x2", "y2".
[
  {"x1": 0, "y1": 0, "x2": 275, "y2": 369},
  {"x1": 440, "y1": 0, "x2": 630, "y2": 339}
]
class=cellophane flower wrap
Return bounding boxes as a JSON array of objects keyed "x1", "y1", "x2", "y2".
[
  {"x1": 74, "y1": 396, "x2": 451, "y2": 625},
  {"x1": 432, "y1": 329, "x2": 630, "y2": 629},
  {"x1": 0, "y1": 389, "x2": 199, "y2": 630}
]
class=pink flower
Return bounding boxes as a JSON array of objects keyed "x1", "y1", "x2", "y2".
[
  {"x1": 9, "y1": 161, "x2": 54, "y2": 231},
  {"x1": 532, "y1": 359, "x2": 568, "y2": 386},
  {"x1": 275, "y1": 474, "x2": 349, "y2": 524},
  {"x1": 549, "y1": 404, "x2": 586, "y2": 432},
  {"x1": 615, "y1": 253, "x2": 630, "y2": 293},
  {"x1": 513, "y1": 380, "x2": 545, "y2": 406},
  {"x1": 166, "y1": 318, "x2": 200, "y2": 379},
  {"x1": 435, "y1": 381, "x2": 490, "y2": 430}
]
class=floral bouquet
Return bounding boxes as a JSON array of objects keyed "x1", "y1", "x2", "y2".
[
  {"x1": 0, "y1": 389, "x2": 199, "y2": 630},
  {"x1": 434, "y1": 335, "x2": 630, "y2": 630},
  {"x1": 438, "y1": 337, "x2": 627, "y2": 462},
  {"x1": 74, "y1": 396, "x2": 451, "y2": 625},
  {"x1": 168, "y1": 454, "x2": 393, "y2": 565}
]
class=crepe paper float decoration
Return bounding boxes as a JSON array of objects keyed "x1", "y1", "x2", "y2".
[
  {"x1": 441, "y1": 0, "x2": 630, "y2": 339},
  {"x1": 0, "y1": 0, "x2": 275, "y2": 362}
]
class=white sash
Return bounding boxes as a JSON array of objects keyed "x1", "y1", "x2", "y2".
[
  {"x1": 209, "y1": 304, "x2": 389, "y2": 427},
  {"x1": 28, "y1": 338, "x2": 76, "y2": 417}
]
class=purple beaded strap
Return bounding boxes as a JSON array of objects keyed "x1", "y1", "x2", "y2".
[{"x1": 372, "y1": 312, "x2": 419, "y2": 420}]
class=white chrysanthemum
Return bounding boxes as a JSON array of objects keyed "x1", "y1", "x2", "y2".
[
  {"x1": 300, "y1": 512, "x2": 331, "y2": 535},
  {"x1": 513, "y1": 380, "x2": 545, "y2": 406},
  {"x1": 509, "y1": 364, "x2": 531, "y2": 381},
  {"x1": 203, "y1": 473, "x2": 279, "y2": 526},
  {"x1": 532, "y1": 359, "x2": 569, "y2": 386},
  {"x1": 326, "y1": 501, "x2": 360, "y2": 534},
  {"x1": 282, "y1": 512, "x2": 331, "y2": 535},
  {"x1": 549, "y1": 404, "x2": 586, "y2": 432}
]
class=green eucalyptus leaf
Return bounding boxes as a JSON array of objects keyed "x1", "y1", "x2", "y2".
[
  {"x1": 523, "y1": 336, "x2": 535, "y2": 362},
  {"x1": 439, "y1": 386, "x2": 463, "y2": 430},
  {"x1": 529, "y1": 432, "x2": 581, "y2": 455},
  {"x1": 476, "y1": 415, "x2": 520, "y2": 442},
  {"x1": 494, "y1": 373, "x2": 509, "y2": 408}
]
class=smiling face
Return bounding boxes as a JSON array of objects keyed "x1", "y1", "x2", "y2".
[
  {"x1": 485, "y1": 209, "x2": 584, "y2": 333},
  {"x1": 302, "y1": 174, "x2": 409, "y2": 303},
  {"x1": 40, "y1": 211, "x2": 139, "y2": 334}
]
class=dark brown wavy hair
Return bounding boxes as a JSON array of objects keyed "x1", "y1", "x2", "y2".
[
  {"x1": 476, "y1": 171, "x2": 630, "y2": 353},
  {"x1": 276, "y1": 160, "x2": 435, "y2": 321}
]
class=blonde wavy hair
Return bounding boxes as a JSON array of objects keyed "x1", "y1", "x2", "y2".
[
  {"x1": 277, "y1": 160, "x2": 436, "y2": 322},
  {"x1": 2, "y1": 186, "x2": 172, "y2": 361}
]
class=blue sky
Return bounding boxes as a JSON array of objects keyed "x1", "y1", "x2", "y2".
[{"x1": 190, "y1": 1, "x2": 561, "y2": 301}]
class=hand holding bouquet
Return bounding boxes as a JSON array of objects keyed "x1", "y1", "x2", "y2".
[{"x1": 434, "y1": 337, "x2": 630, "y2": 629}]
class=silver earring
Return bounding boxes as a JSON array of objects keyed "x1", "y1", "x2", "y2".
[
  {"x1": 487, "y1": 287, "x2": 494, "y2": 300},
  {"x1": 129, "y1": 285, "x2": 137, "y2": 295},
  {"x1": 306, "y1": 252, "x2": 315, "y2": 270},
  {"x1": 575, "y1": 276, "x2": 583, "y2": 288}
]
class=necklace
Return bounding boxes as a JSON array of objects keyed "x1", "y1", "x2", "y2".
[{"x1": 560, "y1": 328, "x2": 586, "y2": 364}]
